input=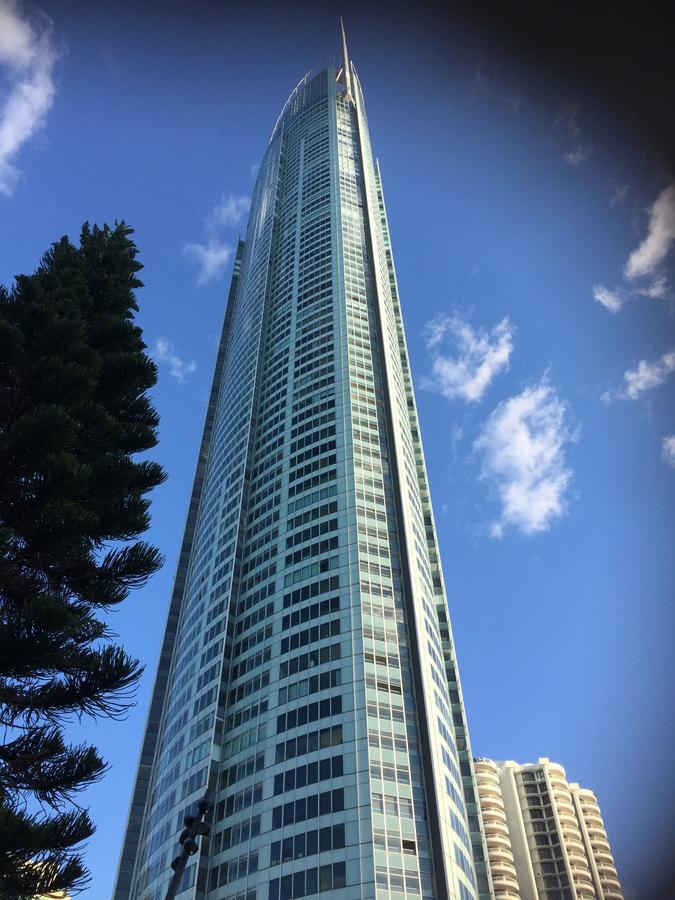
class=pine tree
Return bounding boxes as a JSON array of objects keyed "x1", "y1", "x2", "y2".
[{"x1": 0, "y1": 223, "x2": 166, "y2": 898}]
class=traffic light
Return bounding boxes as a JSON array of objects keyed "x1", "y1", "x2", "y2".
[{"x1": 164, "y1": 795, "x2": 213, "y2": 899}]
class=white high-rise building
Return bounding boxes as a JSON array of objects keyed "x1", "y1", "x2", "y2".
[{"x1": 474, "y1": 759, "x2": 622, "y2": 900}]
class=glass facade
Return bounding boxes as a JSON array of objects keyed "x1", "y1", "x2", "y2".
[{"x1": 115, "y1": 54, "x2": 492, "y2": 900}]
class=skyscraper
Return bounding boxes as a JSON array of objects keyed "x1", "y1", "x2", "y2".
[
  {"x1": 474, "y1": 758, "x2": 623, "y2": 900},
  {"x1": 115, "y1": 31, "x2": 491, "y2": 900}
]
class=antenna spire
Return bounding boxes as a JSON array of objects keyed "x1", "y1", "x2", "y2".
[{"x1": 339, "y1": 18, "x2": 354, "y2": 103}]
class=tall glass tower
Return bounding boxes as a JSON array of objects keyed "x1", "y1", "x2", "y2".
[{"x1": 115, "y1": 31, "x2": 492, "y2": 900}]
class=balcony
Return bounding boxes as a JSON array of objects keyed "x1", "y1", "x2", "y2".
[
  {"x1": 492, "y1": 872, "x2": 521, "y2": 896},
  {"x1": 596, "y1": 862, "x2": 618, "y2": 877},
  {"x1": 592, "y1": 837, "x2": 612, "y2": 853},
  {"x1": 480, "y1": 797, "x2": 504, "y2": 815},
  {"x1": 571, "y1": 868, "x2": 593, "y2": 885},
  {"x1": 489, "y1": 849, "x2": 517, "y2": 871},
  {"x1": 486, "y1": 831, "x2": 512, "y2": 850},
  {"x1": 557, "y1": 809, "x2": 578, "y2": 827},
  {"x1": 492, "y1": 878, "x2": 520, "y2": 892},
  {"x1": 487, "y1": 840, "x2": 515, "y2": 860},
  {"x1": 560, "y1": 828, "x2": 584, "y2": 846},
  {"x1": 479, "y1": 783, "x2": 504, "y2": 802},
  {"x1": 584, "y1": 811, "x2": 604, "y2": 827},
  {"x1": 474, "y1": 760, "x2": 500, "y2": 779},
  {"x1": 563, "y1": 836, "x2": 586, "y2": 855},
  {"x1": 482, "y1": 818, "x2": 510, "y2": 839}
]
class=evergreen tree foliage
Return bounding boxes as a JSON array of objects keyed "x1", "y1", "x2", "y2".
[{"x1": 0, "y1": 223, "x2": 166, "y2": 898}]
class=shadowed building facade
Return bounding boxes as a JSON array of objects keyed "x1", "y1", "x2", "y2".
[{"x1": 115, "y1": 33, "x2": 491, "y2": 900}]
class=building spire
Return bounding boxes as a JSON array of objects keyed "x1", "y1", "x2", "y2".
[{"x1": 339, "y1": 17, "x2": 354, "y2": 103}]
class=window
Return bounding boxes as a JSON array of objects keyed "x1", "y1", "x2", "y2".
[
  {"x1": 271, "y1": 788, "x2": 344, "y2": 829},
  {"x1": 270, "y1": 824, "x2": 345, "y2": 866},
  {"x1": 268, "y1": 861, "x2": 346, "y2": 900}
]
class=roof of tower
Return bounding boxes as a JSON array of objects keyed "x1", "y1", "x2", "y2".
[{"x1": 339, "y1": 18, "x2": 354, "y2": 104}]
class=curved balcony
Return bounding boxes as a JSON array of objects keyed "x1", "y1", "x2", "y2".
[
  {"x1": 584, "y1": 811, "x2": 604, "y2": 826},
  {"x1": 575, "y1": 787, "x2": 596, "y2": 799},
  {"x1": 491, "y1": 858, "x2": 518, "y2": 876},
  {"x1": 492, "y1": 876, "x2": 520, "y2": 893},
  {"x1": 559, "y1": 825, "x2": 583, "y2": 842},
  {"x1": 581, "y1": 803, "x2": 602, "y2": 819},
  {"x1": 571, "y1": 867, "x2": 594, "y2": 883},
  {"x1": 557, "y1": 809, "x2": 578, "y2": 828},
  {"x1": 481, "y1": 805, "x2": 508, "y2": 822},
  {"x1": 479, "y1": 783, "x2": 504, "y2": 803},
  {"x1": 489, "y1": 855, "x2": 518, "y2": 876},
  {"x1": 485, "y1": 829, "x2": 512, "y2": 848},
  {"x1": 549, "y1": 768, "x2": 567, "y2": 782},
  {"x1": 482, "y1": 810, "x2": 509, "y2": 831},
  {"x1": 475, "y1": 772, "x2": 501, "y2": 789},
  {"x1": 589, "y1": 833, "x2": 610, "y2": 849},
  {"x1": 485, "y1": 834, "x2": 513, "y2": 862},
  {"x1": 474, "y1": 759, "x2": 500, "y2": 777},
  {"x1": 564, "y1": 838, "x2": 587, "y2": 857},
  {"x1": 591, "y1": 837, "x2": 612, "y2": 853},
  {"x1": 481, "y1": 802, "x2": 508, "y2": 819},
  {"x1": 482, "y1": 818, "x2": 511, "y2": 839},
  {"x1": 491, "y1": 872, "x2": 521, "y2": 896},
  {"x1": 596, "y1": 862, "x2": 618, "y2": 877}
]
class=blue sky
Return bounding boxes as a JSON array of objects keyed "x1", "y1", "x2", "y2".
[{"x1": 1, "y1": 1, "x2": 673, "y2": 897}]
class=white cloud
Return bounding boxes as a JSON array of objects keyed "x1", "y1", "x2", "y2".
[
  {"x1": 183, "y1": 239, "x2": 232, "y2": 284},
  {"x1": 591, "y1": 184, "x2": 674, "y2": 311},
  {"x1": 0, "y1": 0, "x2": 57, "y2": 195},
  {"x1": 207, "y1": 193, "x2": 250, "y2": 230},
  {"x1": 662, "y1": 435, "x2": 675, "y2": 467},
  {"x1": 604, "y1": 347, "x2": 675, "y2": 402},
  {"x1": 621, "y1": 348, "x2": 675, "y2": 401},
  {"x1": 593, "y1": 284, "x2": 624, "y2": 313},
  {"x1": 639, "y1": 275, "x2": 668, "y2": 299},
  {"x1": 624, "y1": 183, "x2": 675, "y2": 279},
  {"x1": 422, "y1": 314, "x2": 514, "y2": 403},
  {"x1": 555, "y1": 101, "x2": 593, "y2": 166},
  {"x1": 154, "y1": 338, "x2": 196, "y2": 383},
  {"x1": 474, "y1": 378, "x2": 576, "y2": 537},
  {"x1": 610, "y1": 183, "x2": 630, "y2": 206},
  {"x1": 563, "y1": 144, "x2": 593, "y2": 166}
]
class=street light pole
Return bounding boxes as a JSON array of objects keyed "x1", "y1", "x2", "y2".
[{"x1": 163, "y1": 794, "x2": 213, "y2": 900}]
